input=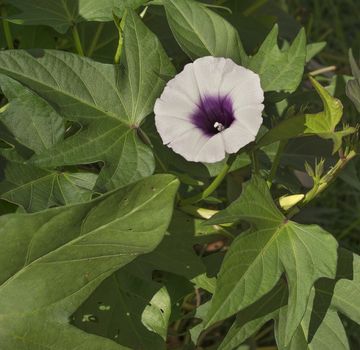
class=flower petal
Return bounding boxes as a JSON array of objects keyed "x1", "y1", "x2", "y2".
[
  {"x1": 234, "y1": 105, "x2": 264, "y2": 135},
  {"x1": 168, "y1": 129, "x2": 226, "y2": 163},
  {"x1": 221, "y1": 120, "x2": 256, "y2": 154},
  {"x1": 155, "y1": 114, "x2": 195, "y2": 144}
]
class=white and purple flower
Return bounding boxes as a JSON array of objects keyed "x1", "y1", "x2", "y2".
[{"x1": 155, "y1": 56, "x2": 264, "y2": 163}]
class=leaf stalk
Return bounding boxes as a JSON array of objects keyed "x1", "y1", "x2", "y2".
[{"x1": 179, "y1": 154, "x2": 236, "y2": 206}]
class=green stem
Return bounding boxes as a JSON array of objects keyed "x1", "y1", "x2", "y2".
[
  {"x1": 87, "y1": 22, "x2": 104, "y2": 57},
  {"x1": 267, "y1": 140, "x2": 287, "y2": 188},
  {"x1": 114, "y1": 13, "x2": 127, "y2": 64},
  {"x1": 71, "y1": 24, "x2": 84, "y2": 56},
  {"x1": 179, "y1": 154, "x2": 236, "y2": 206},
  {"x1": 1, "y1": 6, "x2": 14, "y2": 49},
  {"x1": 250, "y1": 150, "x2": 260, "y2": 175},
  {"x1": 301, "y1": 150, "x2": 357, "y2": 207}
]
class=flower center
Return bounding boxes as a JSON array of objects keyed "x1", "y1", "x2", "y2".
[{"x1": 191, "y1": 95, "x2": 235, "y2": 136}]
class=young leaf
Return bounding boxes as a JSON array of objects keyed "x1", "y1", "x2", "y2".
[
  {"x1": 8, "y1": 0, "x2": 148, "y2": 33},
  {"x1": 346, "y1": 49, "x2": 360, "y2": 113},
  {"x1": 0, "y1": 174, "x2": 179, "y2": 349},
  {"x1": 244, "y1": 24, "x2": 306, "y2": 92},
  {"x1": 164, "y1": 0, "x2": 246, "y2": 63},
  {"x1": 257, "y1": 77, "x2": 356, "y2": 152},
  {"x1": 0, "y1": 159, "x2": 97, "y2": 212},
  {"x1": 0, "y1": 75, "x2": 64, "y2": 154},
  {"x1": 0, "y1": 11, "x2": 175, "y2": 190},
  {"x1": 205, "y1": 176, "x2": 338, "y2": 346}
]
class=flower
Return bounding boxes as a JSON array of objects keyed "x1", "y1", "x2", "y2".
[{"x1": 154, "y1": 56, "x2": 264, "y2": 163}]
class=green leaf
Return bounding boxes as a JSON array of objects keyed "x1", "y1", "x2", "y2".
[
  {"x1": 284, "y1": 290, "x2": 350, "y2": 350},
  {"x1": 306, "y1": 42, "x2": 326, "y2": 62},
  {"x1": 282, "y1": 248, "x2": 360, "y2": 349},
  {"x1": 142, "y1": 286, "x2": 171, "y2": 340},
  {"x1": 257, "y1": 77, "x2": 355, "y2": 152},
  {"x1": 0, "y1": 174, "x2": 179, "y2": 349},
  {"x1": 219, "y1": 249, "x2": 358, "y2": 350},
  {"x1": 205, "y1": 176, "x2": 338, "y2": 346},
  {"x1": 136, "y1": 210, "x2": 206, "y2": 279},
  {"x1": 0, "y1": 159, "x2": 97, "y2": 212},
  {"x1": 244, "y1": 24, "x2": 306, "y2": 92},
  {"x1": 0, "y1": 11, "x2": 175, "y2": 190},
  {"x1": 0, "y1": 74, "x2": 64, "y2": 154},
  {"x1": 8, "y1": 0, "x2": 148, "y2": 33},
  {"x1": 346, "y1": 49, "x2": 360, "y2": 113},
  {"x1": 73, "y1": 269, "x2": 167, "y2": 349},
  {"x1": 164, "y1": 0, "x2": 246, "y2": 63},
  {"x1": 218, "y1": 281, "x2": 288, "y2": 350}
]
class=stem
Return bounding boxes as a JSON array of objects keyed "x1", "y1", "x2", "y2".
[
  {"x1": 179, "y1": 154, "x2": 236, "y2": 206},
  {"x1": 1, "y1": 6, "x2": 14, "y2": 49},
  {"x1": 309, "y1": 65, "x2": 337, "y2": 76},
  {"x1": 71, "y1": 24, "x2": 84, "y2": 56},
  {"x1": 267, "y1": 140, "x2": 287, "y2": 188},
  {"x1": 114, "y1": 13, "x2": 127, "y2": 64},
  {"x1": 87, "y1": 22, "x2": 104, "y2": 57},
  {"x1": 301, "y1": 150, "x2": 357, "y2": 207},
  {"x1": 250, "y1": 150, "x2": 260, "y2": 175}
]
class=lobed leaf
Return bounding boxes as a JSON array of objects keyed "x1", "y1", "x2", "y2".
[
  {"x1": 257, "y1": 77, "x2": 355, "y2": 152},
  {"x1": 244, "y1": 24, "x2": 307, "y2": 92},
  {"x1": 205, "y1": 176, "x2": 338, "y2": 346},
  {"x1": 0, "y1": 11, "x2": 175, "y2": 191}
]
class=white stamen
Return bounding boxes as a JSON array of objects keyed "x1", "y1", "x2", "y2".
[{"x1": 214, "y1": 122, "x2": 225, "y2": 132}]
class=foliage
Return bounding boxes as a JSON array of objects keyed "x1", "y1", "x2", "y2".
[{"x1": 0, "y1": 0, "x2": 359, "y2": 349}]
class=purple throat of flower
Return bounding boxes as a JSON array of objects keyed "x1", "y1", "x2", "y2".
[{"x1": 191, "y1": 95, "x2": 235, "y2": 136}]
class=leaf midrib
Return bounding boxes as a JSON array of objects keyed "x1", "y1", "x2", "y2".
[{"x1": 0, "y1": 178, "x2": 177, "y2": 294}]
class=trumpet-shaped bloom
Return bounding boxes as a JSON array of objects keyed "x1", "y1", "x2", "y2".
[{"x1": 154, "y1": 56, "x2": 264, "y2": 163}]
